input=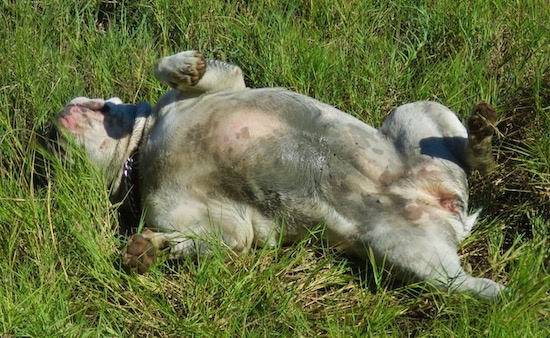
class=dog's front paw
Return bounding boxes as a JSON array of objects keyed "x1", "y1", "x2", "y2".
[
  {"x1": 154, "y1": 50, "x2": 207, "y2": 88},
  {"x1": 123, "y1": 229, "x2": 168, "y2": 273}
]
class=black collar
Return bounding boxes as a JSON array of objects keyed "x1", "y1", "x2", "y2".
[{"x1": 119, "y1": 151, "x2": 142, "y2": 233}]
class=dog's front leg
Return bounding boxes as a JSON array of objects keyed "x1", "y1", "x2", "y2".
[
  {"x1": 123, "y1": 228, "x2": 229, "y2": 273},
  {"x1": 123, "y1": 229, "x2": 216, "y2": 273},
  {"x1": 154, "y1": 50, "x2": 246, "y2": 93},
  {"x1": 122, "y1": 203, "x2": 256, "y2": 273},
  {"x1": 123, "y1": 229, "x2": 170, "y2": 274},
  {"x1": 154, "y1": 50, "x2": 206, "y2": 89}
]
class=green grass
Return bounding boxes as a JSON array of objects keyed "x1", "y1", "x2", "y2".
[{"x1": 1, "y1": 0, "x2": 549, "y2": 336}]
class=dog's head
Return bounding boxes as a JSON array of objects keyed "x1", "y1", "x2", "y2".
[{"x1": 47, "y1": 97, "x2": 151, "y2": 191}]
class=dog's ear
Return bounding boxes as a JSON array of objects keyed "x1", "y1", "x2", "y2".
[
  {"x1": 135, "y1": 102, "x2": 151, "y2": 118},
  {"x1": 100, "y1": 101, "x2": 151, "y2": 140}
]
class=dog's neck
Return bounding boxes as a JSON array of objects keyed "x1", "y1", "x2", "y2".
[{"x1": 111, "y1": 107, "x2": 150, "y2": 233}]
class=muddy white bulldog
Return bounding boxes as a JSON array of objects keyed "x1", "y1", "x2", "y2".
[{"x1": 52, "y1": 51, "x2": 505, "y2": 299}]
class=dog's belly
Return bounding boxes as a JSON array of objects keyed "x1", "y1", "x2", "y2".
[{"x1": 142, "y1": 89, "x2": 406, "y2": 237}]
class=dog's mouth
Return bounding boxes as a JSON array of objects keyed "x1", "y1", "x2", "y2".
[
  {"x1": 30, "y1": 122, "x2": 69, "y2": 189},
  {"x1": 38, "y1": 111, "x2": 89, "y2": 169},
  {"x1": 43, "y1": 122, "x2": 69, "y2": 160}
]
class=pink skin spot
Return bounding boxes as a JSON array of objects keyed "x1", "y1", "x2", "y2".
[
  {"x1": 378, "y1": 170, "x2": 392, "y2": 185},
  {"x1": 213, "y1": 110, "x2": 282, "y2": 154},
  {"x1": 411, "y1": 166, "x2": 460, "y2": 214},
  {"x1": 439, "y1": 197, "x2": 459, "y2": 213}
]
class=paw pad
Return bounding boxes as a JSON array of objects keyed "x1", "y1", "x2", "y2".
[{"x1": 123, "y1": 232, "x2": 157, "y2": 274}]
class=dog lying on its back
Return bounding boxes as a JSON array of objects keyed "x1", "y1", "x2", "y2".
[{"x1": 52, "y1": 50, "x2": 505, "y2": 299}]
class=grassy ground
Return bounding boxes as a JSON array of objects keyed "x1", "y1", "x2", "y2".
[{"x1": 1, "y1": 0, "x2": 549, "y2": 336}]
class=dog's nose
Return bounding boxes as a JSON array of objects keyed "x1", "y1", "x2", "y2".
[{"x1": 58, "y1": 108, "x2": 72, "y2": 117}]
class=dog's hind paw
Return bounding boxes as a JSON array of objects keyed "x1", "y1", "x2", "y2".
[
  {"x1": 464, "y1": 102, "x2": 498, "y2": 174},
  {"x1": 154, "y1": 50, "x2": 207, "y2": 89},
  {"x1": 122, "y1": 229, "x2": 168, "y2": 273},
  {"x1": 467, "y1": 102, "x2": 497, "y2": 139}
]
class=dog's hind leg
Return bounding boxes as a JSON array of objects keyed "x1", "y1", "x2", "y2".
[
  {"x1": 154, "y1": 50, "x2": 246, "y2": 93},
  {"x1": 464, "y1": 103, "x2": 498, "y2": 174},
  {"x1": 359, "y1": 225, "x2": 506, "y2": 299},
  {"x1": 381, "y1": 101, "x2": 498, "y2": 175},
  {"x1": 421, "y1": 249, "x2": 506, "y2": 300},
  {"x1": 380, "y1": 101, "x2": 470, "y2": 167}
]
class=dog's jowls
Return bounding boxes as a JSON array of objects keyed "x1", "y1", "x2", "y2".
[{"x1": 53, "y1": 50, "x2": 504, "y2": 299}]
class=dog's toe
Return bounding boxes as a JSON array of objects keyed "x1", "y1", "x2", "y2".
[{"x1": 190, "y1": 51, "x2": 207, "y2": 84}]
